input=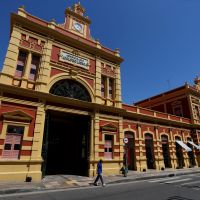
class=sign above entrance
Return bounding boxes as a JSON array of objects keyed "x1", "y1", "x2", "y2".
[
  {"x1": 123, "y1": 137, "x2": 129, "y2": 144},
  {"x1": 59, "y1": 50, "x2": 89, "y2": 70}
]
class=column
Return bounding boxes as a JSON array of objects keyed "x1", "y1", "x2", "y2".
[
  {"x1": 115, "y1": 65, "x2": 122, "y2": 108},
  {"x1": 119, "y1": 118, "x2": 124, "y2": 168},
  {"x1": 89, "y1": 113, "x2": 100, "y2": 177},
  {"x1": 35, "y1": 38, "x2": 53, "y2": 92},
  {"x1": 155, "y1": 127, "x2": 164, "y2": 170},
  {"x1": 31, "y1": 102, "x2": 46, "y2": 160},
  {"x1": 21, "y1": 52, "x2": 32, "y2": 88},
  {"x1": 0, "y1": 26, "x2": 21, "y2": 85},
  {"x1": 137, "y1": 124, "x2": 147, "y2": 171},
  {"x1": 95, "y1": 57, "x2": 102, "y2": 104},
  {"x1": 170, "y1": 129, "x2": 177, "y2": 169}
]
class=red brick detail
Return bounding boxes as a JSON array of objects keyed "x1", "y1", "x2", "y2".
[
  {"x1": 99, "y1": 145, "x2": 104, "y2": 149},
  {"x1": 141, "y1": 125, "x2": 154, "y2": 133},
  {"x1": 0, "y1": 139, "x2": 4, "y2": 145},
  {"x1": 135, "y1": 152, "x2": 140, "y2": 156},
  {"x1": 89, "y1": 59, "x2": 96, "y2": 74},
  {"x1": 22, "y1": 141, "x2": 33, "y2": 146},
  {"x1": 20, "y1": 34, "x2": 45, "y2": 52},
  {"x1": 170, "y1": 115, "x2": 181, "y2": 121},
  {"x1": 122, "y1": 104, "x2": 137, "y2": 112},
  {"x1": 20, "y1": 150, "x2": 32, "y2": 156},
  {"x1": 99, "y1": 152, "x2": 104, "y2": 157},
  {"x1": 139, "y1": 108, "x2": 154, "y2": 116},
  {"x1": 27, "y1": 15, "x2": 48, "y2": 27},
  {"x1": 82, "y1": 77, "x2": 94, "y2": 88},
  {"x1": 156, "y1": 112, "x2": 168, "y2": 119},
  {"x1": 51, "y1": 46, "x2": 60, "y2": 62},
  {"x1": 86, "y1": 26, "x2": 90, "y2": 39},
  {"x1": 1, "y1": 102, "x2": 37, "y2": 137},
  {"x1": 99, "y1": 132, "x2": 102, "y2": 141},
  {"x1": 114, "y1": 152, "x2": 120, "y2": 157},
  {"x1": 100, "y1": 121, "x2": 118, "y2": 128},
  {"x1": 101, "y1": 64, "x2": 115, "y2": 77},
  {"x1": 114, "y1": 145, "x2": 120, "y2": 150},
  {"x1": 50, "y1": 68, "x2": 64, "y2": 77},
  {"x1": 64, "y1": 17, "x2": 70, "y2": 30}
]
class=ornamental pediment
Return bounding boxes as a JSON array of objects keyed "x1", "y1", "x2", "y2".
[
  {"x1": 2, "y1": 110, "x2": 33, "y2": 122},
  {"x1": 101, "y1": 124, "x2": 118, "y2": 132}
]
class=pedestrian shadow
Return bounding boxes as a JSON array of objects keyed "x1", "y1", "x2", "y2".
[{"x1": 167, "y1": 196, "x2": 195, "y2": 200}]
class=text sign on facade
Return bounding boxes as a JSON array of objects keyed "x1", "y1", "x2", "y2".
[{"x1": 59, "y1": 50, "x2": 89, "y2": 70}]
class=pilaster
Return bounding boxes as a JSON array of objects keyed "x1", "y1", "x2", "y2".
[
  {"x1": 0, "y1": 26, "x2": 21, "y2": 85},
  {"x1": 35, "y1": 38, "x2": 53, "y2": 92},
  {"x1": 137, "y1": 124, "x2": 147, "y2": 171},
  {"x1": 21, "y1": 52, "x2": 32, "y2": 88},
  {"x1": 170, "y1": 129, "x2": 177, "y2": 169},
  {"x1": 115, "y1": 65, "x2": 122, "y2": 108},
  {"x1": 155, "y1": 127, "x2": 164, "y2": 170},
  {"x1": 95, "y1": 57, "x2": 102, "y2": 104},
  {"x1": 30, "y1": 102, "x2": 46, "y2": 160}
]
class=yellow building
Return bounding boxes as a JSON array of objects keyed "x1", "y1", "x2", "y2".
[{"x1": 0, "y1": 3, "x2": 200, "y2": 182}]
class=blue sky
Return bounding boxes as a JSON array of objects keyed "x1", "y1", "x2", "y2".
[{"x1": 1, "y1": 0, "x2": 200, "y2": 104}]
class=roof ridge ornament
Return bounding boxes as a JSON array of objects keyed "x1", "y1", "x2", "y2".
[{"x1": 72, "y1": 2, "x2": 85, "y2": 16}]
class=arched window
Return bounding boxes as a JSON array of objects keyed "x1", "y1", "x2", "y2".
[{"x1": 50, "y1": 79, "x2": 91, "y2": 102}]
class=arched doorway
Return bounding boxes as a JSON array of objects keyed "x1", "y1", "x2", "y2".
[
  {"x1": 161, "y1": 135, "x2": 171, "y2": 168},
  {"x1": 42, "y1": 80, "x2": 92, "y2": 176},
  {"x1": 187, "y1": 138, "x2": 196, "y2": 167},
  {"x1": 49, "y1": 79, "x2": 92, "y2": 102},
  {"x1": 175, "y1": 136, "x2": 185, "y2": 169},
  {"x1": 145, "y1": 133, "x2": 155, "y2": 169},
  {"x1": 124, "y1": 131, "x2": 136, "y2": 170}
]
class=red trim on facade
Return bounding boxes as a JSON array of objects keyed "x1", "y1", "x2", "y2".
[
  {"x1": 99, "y1": 144, "x2": 104, "y2": 149},
  {"x1": 51, "y1": 46, "x2": 60, "y2": 62},
  {"x1": 99, "y1": 152, "x2": 104, "y2": 157},
  {"x1": 27, "y1": 15, "x2": 48, "y2": 27},
  {"x1": 122, "y1": 104, "x2": 137, "y2": 112},
  {"x1": 140, "y1": 108, "x2": 154, "y2": 116},
  {"x1": 50, "y1": 68, "x2": 63, "y2": 77},
  {"x1": 0, "y1": 139, "x2": 4, "y2": 145},
  {"x1": 20, "y1": 150, "x2": 32, "y2": 156},
  {"x1": 1, "y1": 102, "x2": 37, "y2": 137},
  {"x1": 82, "y1": 77, "x2": 94, "y2": 88},
  {"x1": 114, "y1": 152, "x2": 120, "y2": 157},
  {"x1": 89, "y1": 59, "x2": 95, "y2": 74},
  {"x1": 156, "y1": 112, "x2": 168, "y2": 119},
  {"x1": 99, "y1": 132, "x2": 102, "y2": 141},
  {"x1": 22, "y1": 141, "x2": 33, "y2": 146}
]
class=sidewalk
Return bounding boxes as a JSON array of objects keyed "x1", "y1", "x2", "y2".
[{"x1": 0, "y1": 167, "x2": 199, "y2": 196}]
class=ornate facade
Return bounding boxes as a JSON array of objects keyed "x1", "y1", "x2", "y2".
[{"x1": 0, "y1": 3, "x2": 200, "y2": 182}]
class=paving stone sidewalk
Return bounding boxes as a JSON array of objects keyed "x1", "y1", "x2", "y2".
[{"x1": 0, "y1": 168, "x2": 199, "y2": 196}]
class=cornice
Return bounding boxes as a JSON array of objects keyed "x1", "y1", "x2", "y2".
[
  {"x1": 0, "y1": 83, "x2": 199, "y2": 130},
  {"x1": 11, "y1": 13, "x2": 123, "y2": 64}
]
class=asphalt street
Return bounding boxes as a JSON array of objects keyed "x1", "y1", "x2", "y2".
[{"x1": 1, "y1": 174, "x2": 200, "y2": 200}]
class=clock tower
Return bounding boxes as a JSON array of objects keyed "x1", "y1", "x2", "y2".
[{"x1": 59, "y1": 2, "x2": 91, "y2": 39}]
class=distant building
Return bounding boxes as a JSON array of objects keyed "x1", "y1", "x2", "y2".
[{"x1": 0, "y1": 3, "x2": 200, "y2": 182}]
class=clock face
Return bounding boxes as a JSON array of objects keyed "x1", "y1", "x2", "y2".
[{"x1": 74, "y1": 22, "x2": 83, "y2": 32}]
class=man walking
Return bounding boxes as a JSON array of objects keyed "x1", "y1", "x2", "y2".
[{"x1": 94, "y1": 159, "x2": 105, "y2": 186}]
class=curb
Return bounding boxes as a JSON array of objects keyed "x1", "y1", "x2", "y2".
[{"x1": 0, "y1": 170, "x2": 199, "y2": 195}]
